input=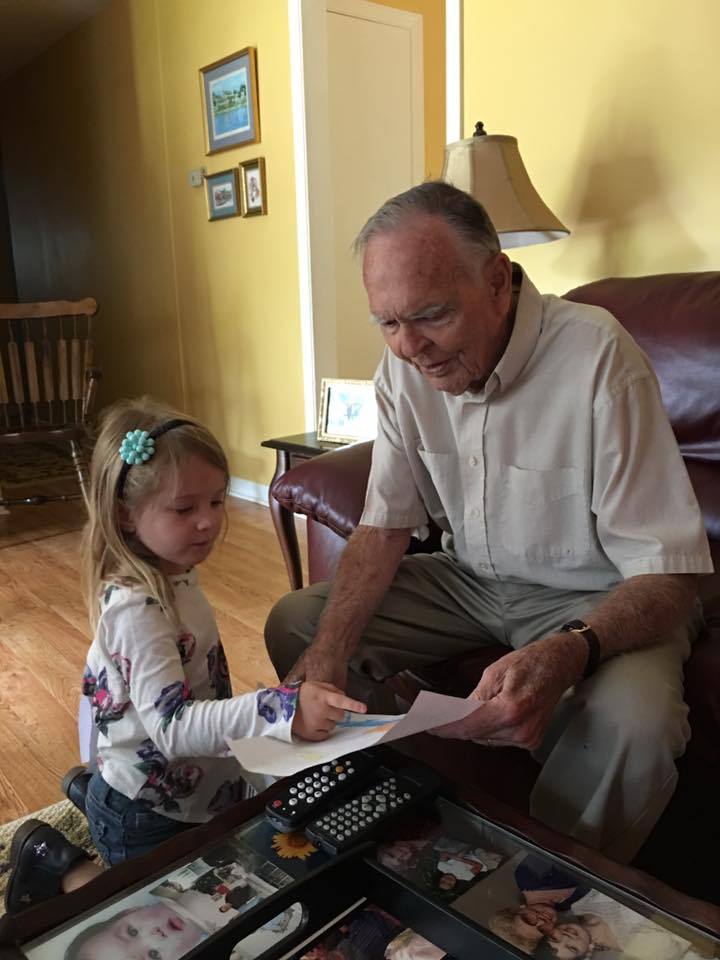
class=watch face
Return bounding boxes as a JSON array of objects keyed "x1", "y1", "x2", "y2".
[{"x1": 563, "y1": 619, "x2": 588, "y2": 632}]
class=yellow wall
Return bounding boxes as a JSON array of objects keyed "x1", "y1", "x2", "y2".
[
  {"x1": 464, "y1": 0, "x2": 720, "y2": 293},
  {"x1": 0, "y1": 0, "x2": 304, "y2": 485},
  {"x1": 155, "y1": 0, "x2": 304, "y2": 481},
  {"x1": 375, "y1": 0, "x2": 445, "y2": 178},
  {"x1": 0, "y1": 0, "x2": 444, "y2": 485},
  {"x1": 0, "y1": 2, "x2": 184, "y2": 407}
]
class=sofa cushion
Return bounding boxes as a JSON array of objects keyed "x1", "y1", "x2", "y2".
[{"x1": 564, "y1": 272, "x2": 720, "y2": 460}]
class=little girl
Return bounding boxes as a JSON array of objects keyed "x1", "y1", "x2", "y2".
[{"x1": 5, "y1": 398, "x2": 365, "y2": 914}]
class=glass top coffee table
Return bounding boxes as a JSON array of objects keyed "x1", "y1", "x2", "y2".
[{"x1": 3, "y1": 748, "x2": 718, "y2": 960}]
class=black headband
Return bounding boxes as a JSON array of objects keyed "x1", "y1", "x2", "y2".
[{"x1": 116, "y1": 419, "x2": 193, "y2": 499}]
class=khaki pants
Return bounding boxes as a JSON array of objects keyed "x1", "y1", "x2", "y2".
[{"x1": 265, "y1": 553, "x2": 699, "y2": 863}]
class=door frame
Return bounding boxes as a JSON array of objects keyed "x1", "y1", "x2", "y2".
[{"x1": 288, "y1": 0, "x2": 461, "y2": 428}]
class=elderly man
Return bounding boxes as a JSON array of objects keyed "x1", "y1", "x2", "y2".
[{"x1": 265, "y1": 182, "x2": 712, "y2": 861}]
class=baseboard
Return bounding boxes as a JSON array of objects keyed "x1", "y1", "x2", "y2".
[{"x1": 228, "y1": 476, "x2": 269, "y2": 505}]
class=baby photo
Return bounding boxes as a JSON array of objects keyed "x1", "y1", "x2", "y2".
[
  {"x1": 25, "y1": 828, "x2": 301, "y2": 960},
  {"x1": 453, "y1": 851, "x2": 699, "y2": 958},
  {"x1": 375, "y1": 798, "x2": 516, "y2": 903}
]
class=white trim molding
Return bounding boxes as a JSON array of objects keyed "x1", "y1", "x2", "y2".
[
  {"x1": 445, "y1": 0, "x2": 463, "y2": 144},
  {"x1": 228, "y1": 476, "x2": 269, "y2": 505},
  {"x1": 288, "y1": 0, "x2": 319, "y2": 432}
]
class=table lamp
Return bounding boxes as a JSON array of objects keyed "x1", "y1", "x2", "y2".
[{"x1": 441, "y1": 121, "x2": 569, "y2": 248}]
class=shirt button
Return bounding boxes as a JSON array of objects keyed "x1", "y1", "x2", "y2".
[
  {"x1": 478, "y1": 563, "x2": 489, "y2": 571},
  {"x1": 468, "y1": 456, "x2": 478, "y2": 466},
  {"x1": 471, "y1": 507, "x2": 481, "y2": 519}
]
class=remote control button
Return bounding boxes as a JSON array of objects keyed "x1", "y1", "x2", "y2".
[
  {"x1": 320, "y1": 775, "x2": 328, "y2": 783},
  {"x1": 289, "y1": 798, "x2": 297, "y2": 806},
  {"x1": 272, "y1": 799, "x2": 281, "y2": 808},
  {"x1": 307, "y1": 796, "x2": 315, "y2": 804},
  {"x1": 305, "y1": 776, "x2": 313, "y2": 784},
  {"x1": 348, "y1": 767, "x2": 355, "y2": 774},
  {"x1": 289, "y1": 787, "x2": 297, "y2": 795},
  {"x1": 335, "y1": 765, "x2": 344, "y2": 773},
  {"x1": 321, "y1": 785, "x2": 329, "y2": 793},
  {"x1": 322, "y1": 765, "x2": 331, "y2": 772},
  {"x1": 338, "y1": 773, "x2": 346, "y2": 781}
]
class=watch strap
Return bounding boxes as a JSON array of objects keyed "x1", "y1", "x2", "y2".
[{"x1": 560, "y1": 619, "x2": 601, "y2": 680}]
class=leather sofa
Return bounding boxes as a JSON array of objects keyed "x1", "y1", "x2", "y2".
[{"x1": 270, "y1": 271, "x2": 720, "y2": 903}]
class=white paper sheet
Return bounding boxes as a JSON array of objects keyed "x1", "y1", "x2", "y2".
[{"x1": 227, "y1": 691, "x2": 478, "y2": 777}]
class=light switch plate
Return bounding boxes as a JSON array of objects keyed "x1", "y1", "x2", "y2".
[{"x1": 189, "y1": 167, "x2": 206, "y2": 187}]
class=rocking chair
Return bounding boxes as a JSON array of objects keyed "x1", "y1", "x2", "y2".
[{"x1": 0, "y1": 298, "x2": 100, "y2": 507}]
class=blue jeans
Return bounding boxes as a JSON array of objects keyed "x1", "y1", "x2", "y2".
[{"x1": 86, "y1": 772, "x2": 197, "y2": 866}]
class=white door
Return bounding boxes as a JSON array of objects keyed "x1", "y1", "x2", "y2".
[{"x1": 291, "y1": 0, "x2": 424, "y2": 425}]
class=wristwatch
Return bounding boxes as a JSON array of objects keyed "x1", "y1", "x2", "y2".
[{"x1": 560, "y1": 619, "x2": 601, "y2": 680}]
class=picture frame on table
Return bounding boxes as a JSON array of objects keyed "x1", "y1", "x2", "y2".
[
  {"x1": 200, "y1": 47, "x2": 260, "y2": 155},
  {"x1": 317, "y1": 378, "x2": 377, "y2": 444},
  {"x1": 205, "y1": 168, "x2": 240, "y2": 221},
  {"x1": 239, "y1": 157, "x2": 267, "y2": 216}
]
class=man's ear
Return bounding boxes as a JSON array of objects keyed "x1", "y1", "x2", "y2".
[
  {"x1": 484, "y1": 252, "x2": 513, "y2": 304},
  {"x1": 118, "y1": 501, "x2": 135, "y2": 534}
]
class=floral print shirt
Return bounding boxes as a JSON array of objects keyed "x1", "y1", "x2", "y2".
[{"x1": 83, "y1": 570, "x2": 298, "y2": 823}]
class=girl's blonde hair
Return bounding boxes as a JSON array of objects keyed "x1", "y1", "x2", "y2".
[{"x1": 82, "y1": 397, "x2": 229, "y2": 627}]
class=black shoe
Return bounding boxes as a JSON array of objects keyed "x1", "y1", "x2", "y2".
[
  {"x1": 61, "y1": 765, "x2": 92, "y2": 815},
  {"x1": 4, "y1": 819, "x2": 90, "y2": 915}
]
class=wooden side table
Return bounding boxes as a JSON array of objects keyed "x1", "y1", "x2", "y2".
[{"x1": 261, "y1": 432, "x2": 346, "y2": 590}]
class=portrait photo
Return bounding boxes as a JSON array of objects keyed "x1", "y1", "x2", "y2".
[
  {"x1": 240, "y1": 156, "x2": 267, "y2": 216},
  {"x1": 317, "y1": 378, "x2": 377, "y2": 443}
]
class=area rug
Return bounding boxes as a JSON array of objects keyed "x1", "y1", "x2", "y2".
[
  {"x1": 0, "y1": 441, "x2": 78, "y2": 487},
  {"x1": 0, "y1": 441, "x2": 86, "y2": 548},
  {"x1": 0, "y1": 799, "x2": 97, "y2": 917}
]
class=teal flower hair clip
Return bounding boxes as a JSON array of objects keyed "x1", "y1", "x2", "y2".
[
  {"x1": 116, "y1": 418, "x2": 191, "y2": 499},
  {"x1": 119, "y1": 429, "x2": 156, "y2": 465}
]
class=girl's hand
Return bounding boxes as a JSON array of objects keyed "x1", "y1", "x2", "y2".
[{"x1": 292, "y1": 681, "x2": 367, "y2": 741}]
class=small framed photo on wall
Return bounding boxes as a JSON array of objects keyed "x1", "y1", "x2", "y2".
[
  {"x1": 239, "y1": 157, "x2": 267, "y2": 216},
  {"x1": 200, "y1": 47, "x2": 260, "y2": 154},
  {"x1": 205, "y1": 169, "x2": 240, "y2": 221},
  {"x1": 317, "y1": 378, "x2": 378, "y2": 444}
]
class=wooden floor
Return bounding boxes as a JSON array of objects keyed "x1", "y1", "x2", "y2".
[{"x1": 0, "y1": 496, "x2": 304, "y2": 823}]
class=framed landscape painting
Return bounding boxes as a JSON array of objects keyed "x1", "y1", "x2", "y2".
[{"x1": 200, "y1": 47, "x2": 260, "y2": 154}]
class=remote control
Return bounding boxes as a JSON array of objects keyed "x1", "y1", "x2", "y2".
[
  {"x1": 265, "y1": 750, "x2": 378, "y2": 832},
  {"x1": 304, "y1": 766, "x2": 441, "y2": 855}
]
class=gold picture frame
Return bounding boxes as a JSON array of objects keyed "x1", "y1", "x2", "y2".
[
  {"x1": 204, "y1": 168, "x2": 240, "y2": 221},
  {"x1": 200, "y1": 47, "x2": 260, "y2": 155},
  {"x1": 239, "y1": 157, "x2": 267, "y2": 216},
  {"x1": 317, "y1": 378, "x2": 377, "y2": 443}
]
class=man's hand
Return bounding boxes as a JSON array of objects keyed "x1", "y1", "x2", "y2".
[
  {"x1": 431, "y1": 634, "x2": 587, "y2": 750},
  {"x1": 285, "y1": 641, "x2": 348, "y2": 690},
  {"x1": 292, "y1": 681, "x2": 367, "y2": 741}
]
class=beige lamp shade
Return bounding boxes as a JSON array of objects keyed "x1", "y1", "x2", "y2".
[{"x1": 441, "y1": 127, "x2": 569, "y2": 249}]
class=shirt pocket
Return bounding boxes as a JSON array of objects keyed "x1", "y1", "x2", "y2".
[
  {"x1": 500, "y1": 464, "x2": 590, "y2": 561},
  {"x1": 415, "y1": 448, "x2": 462, "y2": 533}
]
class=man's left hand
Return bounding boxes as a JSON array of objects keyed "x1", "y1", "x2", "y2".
[{"x1": 431, "y1": 633, "x2": 588, "y2": 750}]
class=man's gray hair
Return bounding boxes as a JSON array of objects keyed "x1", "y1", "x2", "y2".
[{"x1": 354, "y1": 180, "x2": 500, "y2": 259}]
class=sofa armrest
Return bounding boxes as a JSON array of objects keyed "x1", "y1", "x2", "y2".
[{"x1": 270, "y1": 441, "x2": 374, "y2": 540}]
